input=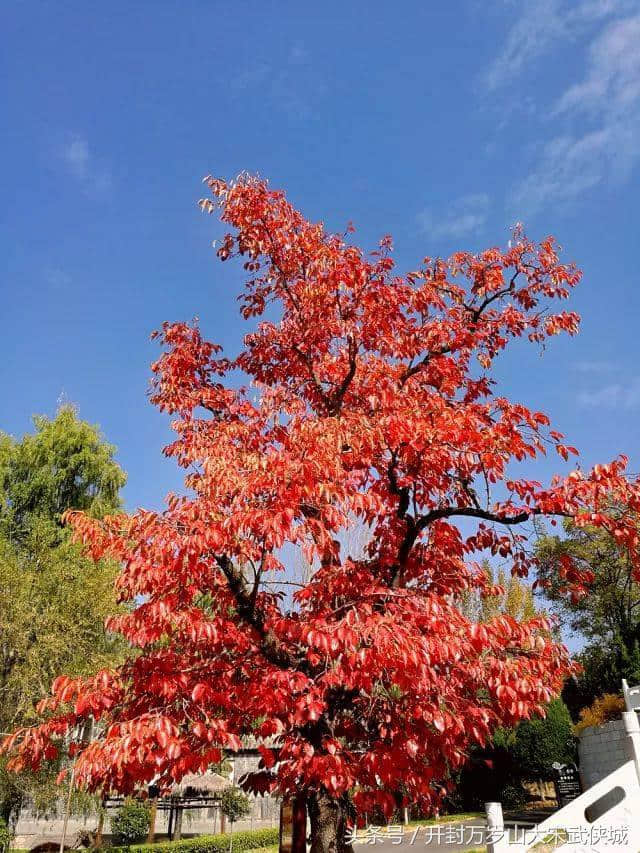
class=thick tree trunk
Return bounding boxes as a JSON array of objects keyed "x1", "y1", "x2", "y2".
[{"x1": 308, "y1": 791, "x2": 354, "y2": 853}]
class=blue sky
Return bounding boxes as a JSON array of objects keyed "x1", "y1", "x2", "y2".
[{"x1": 2, "y1": 0, "x2": 640, "y2": 521}]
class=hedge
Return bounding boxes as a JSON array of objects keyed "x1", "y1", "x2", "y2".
[{"x1": 107, "y1": 827, "x2": 279, "y2": 853}]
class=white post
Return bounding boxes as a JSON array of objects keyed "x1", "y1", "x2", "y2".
[
  {"x1": 485, "y1": 802, "x2": 509, "y2": 853},
  {"x1": 622, "y1": 679, "x2": 640, "y2": 712},
  {"x1": 623, "y1": 710, "x2": 640, "y2": 784}
]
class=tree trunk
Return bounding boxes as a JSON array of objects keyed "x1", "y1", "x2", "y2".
[
  {"x1": 174, "y1": 805, "x2": 183, "y2": 840},
  {"x1": 93, "y1": 805, "x2": 105, "y2": 849},
  {"x1": 147, "y1": 796, "x2": 158, "y2": 844},
  {"x1": 308, "y1": 791, "x2": 354, "y2": 853}
]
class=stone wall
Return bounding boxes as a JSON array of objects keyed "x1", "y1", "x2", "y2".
[{"x1": 577, "y1": 717, "x2": 635, "y2": 789}]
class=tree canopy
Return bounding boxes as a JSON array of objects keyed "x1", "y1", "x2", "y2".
[
  {"x1": 536, "y1": 515, "x2": 640, "y2": 710},
  {"x1": 0, "y1": 407, "x2": 126, "y2": 821},
  {"x1": 459, "y1": 562, "x2": 538, "y2": 624},
  {"x1": 4, "y1": 177, "x2": 640, "y2": 852},
  {"x1": 0, "y1": 406, "x2": 125, "y2": 540},
  {"x1": 536, "y1": 515, "x2": 640, "y2": 647},
  {"x1": 498, "y1": 697, "x2": 575, "y2": 781}
]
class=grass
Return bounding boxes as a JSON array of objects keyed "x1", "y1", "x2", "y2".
[{"x1": 405, "y1": 811, "x2": 484, "y2": 828}]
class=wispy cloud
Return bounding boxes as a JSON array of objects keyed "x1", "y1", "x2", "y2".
[
  {"x1": 418, "y1": 193, "x2": 490, "y2": 241},
  {"x1": 578, "y1": 377, "x2": 640, "y2": 409},
  {"x1": 511, "y1": 127, "x2": 618, "y2": 213},
  {"x1": 58, "y1": 134, "x2": 112, "y2": 198},
  {"x1": 553, "y1": 14, "x2": 640, "y2": 118},
  {"x1": 482, "y1": 0, "x2": 625, "y2": 91},
  {"x1": 230, "y1": 42, "x2": 326, "y2": 119},
  {"x1": 506, "y1": 9, "x2": 640, "y2": 214}
]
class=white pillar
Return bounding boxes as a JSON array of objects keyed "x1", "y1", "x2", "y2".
[
  {"x1": 623, "y1": 710, "x2": 640, "y2": 784},
  {"x1": 485, "y1": 802, "x2": 510, "y2": 853}
]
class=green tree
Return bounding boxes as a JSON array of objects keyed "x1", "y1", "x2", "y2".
[
  {"x1": 111, "y1": 799, "x2": 151, "y2": 846},
  {"x1": 219, "y1": 787, "x2": 251, "y2": 825},
  {"x1": 456, "y1": 698, "x2": 575, "y2": 810},
  {"x1": 0, "y1": 406, "x2": 126, "y2": 823},
  {"x1": 0, "y1": 816, "x2": 11, "y2": 851},
  {"x1": 0, "y1": 406, "x2": 124, "y2": 540},
  {"x1": 505, "y1": 697, "x2": 576, "y2": 780},
  {"x1": 459, "y1": 562, "x2": 538, "y2": 623},
  {"x1": 535, "y1": 515, "x2": 640, "y2": 711}
]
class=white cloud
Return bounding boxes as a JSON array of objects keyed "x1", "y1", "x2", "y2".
[
  {"x1": 230, "y1": 42, "x2": 325, "y2": 119},
  {"x1": 554, "y1": 14, "x2": 640, "y2": 117},
  {"x1": 511, "y1": 127, "x2": 616, "y2": 212},
  {"x1": 58, "y1": 134, "x2": 112, "y2": 198},
  {"x1": 578, "y1": 378, "x2": 640, "y2": 409},
  {"x1": 64, "y1": 137, "x2": 90, "y2": 177},
  {"x1": 509, "y1": 11, "x2": 640, "y2": 214},
  {"x1": 482, "y1": 0, "x2": 626, "y2": 91},
  {"x1": 418, "y1": 193, "x2": 490, "y2": 240}
]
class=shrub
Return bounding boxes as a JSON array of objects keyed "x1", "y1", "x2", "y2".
[
  {"x1": 0, "y1": 817, "x2": 11, "y2": 852},
  {"x1": 111, "y1": 798, "x2": 151, "y2": 846},
  {"x1": 219, "y1": 787, "x2": 251, "y2": 824},
  {"x1": 107, "y1": 827, "x2": 279, "y2": 853},
  {"x1": 499, "y1": 784, "x2": 527, "y2": 811},
  {"x1": 509, "y1": 697, "x2": 576, "y2": 780},
  {"x1": 573, "y1": 693, "x2": 625, "y2": 735}
]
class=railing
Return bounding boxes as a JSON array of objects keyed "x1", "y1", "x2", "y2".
[
  {"x1": 622, "y1": 678, "x2": 640, "y2": 713},
  {"x1": 485, "y1": 707, "x2": 640, "y2": 852}
]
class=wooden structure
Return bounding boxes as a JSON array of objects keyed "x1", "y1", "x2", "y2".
[{"x1": 105, "y1": 772, "x2": 229, "y2": 842}]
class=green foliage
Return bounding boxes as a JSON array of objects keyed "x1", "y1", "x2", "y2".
[
  {"x1": 0, "y1": 405, "x2": 126, "y2": 539},
  {"x1": 508, "y1": 698, "x2": 576, "y2": 780},
  {"x1": 111, "y1": 799, "x2": 151, "y2": 846},
  {"x1": 0, "y1": 406, "x2": 126, "y2": 822},
  {"x1": 565, "y1": 638, "x2": 640, "y2": 717},
  {"x1": 536, "y1": 514, "x2": 640, "y2": 713},
  {"x1": 106, "y1": 827, "x2": 279, "y2": 853},
  {"x1": 458, "y1": 561, "x2": 539, "y2": 623},
  {"x1": 219, "y1": 787, "x2": 251, "y2": 823},
  {"x1": 454, "y1": 698, "x2": 575, "y2": 810},
  {"x1": 0, "y1": 816, "x2": 11, "y2": 851},
  {"x1": 498, "y1": 784, "x2": 527, "y2": 810}
]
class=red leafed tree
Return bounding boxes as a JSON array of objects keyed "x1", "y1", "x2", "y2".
[{"x1": 4, "y1": 175, "x2": 640, "y2": 852}]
